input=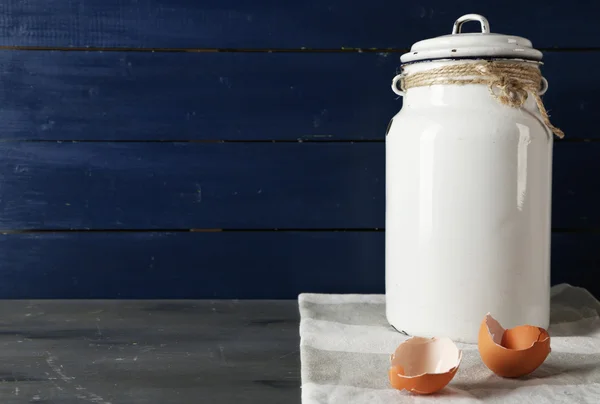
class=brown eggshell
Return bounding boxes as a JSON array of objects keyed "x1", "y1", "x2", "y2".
[
  {"x1": 388, "y1": 336, "x2": 462, "y2": 394},
  {"x1": 478, "y1": 313, "x2": 551, "y2": 378}
]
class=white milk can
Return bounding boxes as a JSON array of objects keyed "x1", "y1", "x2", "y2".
[{"x1": 385, "y1": 14, "x2": 563, "y2": 343}]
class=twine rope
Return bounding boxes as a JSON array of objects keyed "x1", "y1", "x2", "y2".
[{"x1": 401, "y1": 61, "x2": 564, "y2": 138}]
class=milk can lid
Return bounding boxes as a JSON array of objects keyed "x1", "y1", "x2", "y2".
[{"x1": 400, "y1": 14, "x2": 543, "y2": 64}]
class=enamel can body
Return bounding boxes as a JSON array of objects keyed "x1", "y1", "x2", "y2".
[{"x1": 385, "y1": 58, "x2": 553, "y2": 343}]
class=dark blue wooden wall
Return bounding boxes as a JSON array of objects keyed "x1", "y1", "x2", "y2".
[{"x1": 0, "y1": 1, "x2": 598, "y2": 298}]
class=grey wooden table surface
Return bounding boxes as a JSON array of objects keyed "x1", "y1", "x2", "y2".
[{"x1": 0, "y1": 300, "x2": 300, "y2": 404}]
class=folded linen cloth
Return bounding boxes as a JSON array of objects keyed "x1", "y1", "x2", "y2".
[{"x1": 300, "y1": 284, "x2": 600, "y2": 403}]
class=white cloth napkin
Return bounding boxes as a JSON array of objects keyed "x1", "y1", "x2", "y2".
[{"x1": 300, "y1": 284, "x2": 600, "y2": 403}]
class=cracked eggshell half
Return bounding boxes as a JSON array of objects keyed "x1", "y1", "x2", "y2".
[
  {"x1": 478, "y1": 313, "x2": 551, "y2": 378},
  {"x1": 388, "y1": 336, "x2": 462, "y2": 394}
]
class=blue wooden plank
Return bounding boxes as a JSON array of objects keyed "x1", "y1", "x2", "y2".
[
  {"x1": 0, "y1": 51, "x2": 400, "y2": 141},
  {"x1": 0, "y1": 1, "x2": 597, "y2": 49},
  {"x1": 542, "y1": 53, "x2": 600, "y2": 140},
  {"x1": 0, "y1": 51, "x2": 594, "y2": 141},
  {"x1": 0, "y1": 231, "x2": 386, "y2": 298},
  {"x1": 0, "y1": 232, "x2": 595, "y2": 298},
  {"x1": 552, "y1": 143, "x2": 600, "y2": 230},
  {"x1": 551, "y1": 233, "x2": 600, "y2": 299},
  {"x1": 0, "y1": 142, "x2": 385, "y2": 229},
  {"x1": 0, "y1": 142, "x2": 596, "y2": 230}
]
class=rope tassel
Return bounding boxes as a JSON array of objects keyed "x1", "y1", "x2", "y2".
[{"x1": 401, "y1": 61, "x2": 564, "y2": 139}]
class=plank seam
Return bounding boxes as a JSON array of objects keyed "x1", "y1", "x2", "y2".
[
  {"x1": 0, "y1": 139, "x2": 595, "y2": 143},
  {"x1": 0, "y1": 229, "x2": 384, "y2": 233},
  {"x1": 0, "y1": 139, "x2": 386, "y2": 144},
  {"x1": 0, "y1": 46, "x2": 598, "y2": 53},
  {"x1": 0, "y1": 228, "x2": 596, "y2": 234}
]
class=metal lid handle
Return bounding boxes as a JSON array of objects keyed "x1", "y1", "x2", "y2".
[{"x1": 452, "y1": 14, "x2": 490, "y2": 34}]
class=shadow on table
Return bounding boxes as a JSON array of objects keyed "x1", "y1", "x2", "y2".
[
  {"x1": 450, "y1": 357, "x2": 600, "y2": 399},
  {"x1": 549, "y1": 317, "x2": 600, "y2": 337},
  {"x1": 0, "y1": 371, "x2": 46, "y2": 382}
]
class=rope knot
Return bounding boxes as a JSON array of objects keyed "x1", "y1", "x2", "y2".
[{"x1": 490, "y1": 76, "x2": 528, "y2": 108}]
